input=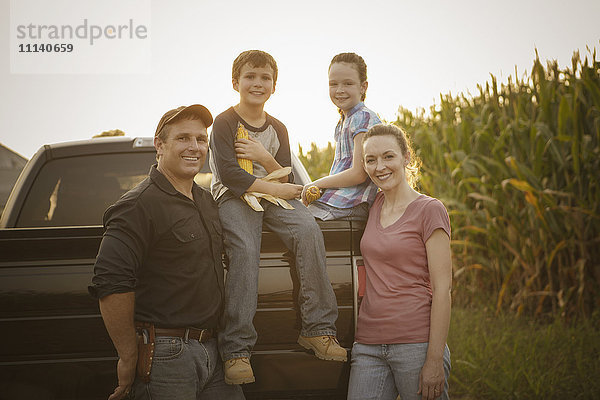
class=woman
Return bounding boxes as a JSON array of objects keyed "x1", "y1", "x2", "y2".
[{"x1": 348, "y1": 124, "x2": 452, "y2": 400}]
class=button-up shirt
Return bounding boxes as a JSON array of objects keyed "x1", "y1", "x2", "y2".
[
  {"x1": 318, "y1": 102, "x2": 381, "y2": 209},
  {"x1": 89, "y1": 165, "x2": 224, "y2": 329}
]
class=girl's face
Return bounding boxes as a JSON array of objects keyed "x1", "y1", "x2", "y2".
[
  {"x1": 363, "y1": 134, "x2": 408, "y2": 191},
  {"x1": 328, "y1": 62, "x2": 367, "y2": 113}
]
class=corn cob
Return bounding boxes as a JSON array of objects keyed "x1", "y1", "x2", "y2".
[
  {"x1": 236, "y1": 124, "x2": 253, "y2": 174},
  {"x1": 305, "y1": 185, "x2": 322, "y2": 204}
]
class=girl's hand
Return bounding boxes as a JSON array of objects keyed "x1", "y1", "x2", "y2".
[
  {"x1": 418, "y1": 358, "x2": 445, "y2": 400},
  {"x1": 235, "y1": 137, "x2": 269, "y2": 164},
  {"x1": 301, "y1": 184, "x2": 313, "y2": 206}
]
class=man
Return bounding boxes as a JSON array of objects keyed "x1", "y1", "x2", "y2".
[{"x1": 89, "y1": 105, "x2": 244, "y2": 400}]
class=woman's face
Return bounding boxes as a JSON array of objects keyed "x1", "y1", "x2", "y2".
[{"x1": 363, "y1": 134, "x2": 408, "y2": 191}]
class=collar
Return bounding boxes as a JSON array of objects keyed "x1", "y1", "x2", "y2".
[
  {"x1": 344, "y1": 102, "x2": 365, "y2": 119},
  {"x1": 149, "y1": 164, "x2": 186, "y2": 196},
  {"x1": 149, "y1": 164, "x2": 209, "y2": 203}
]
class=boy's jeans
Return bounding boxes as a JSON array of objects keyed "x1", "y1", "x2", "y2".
[{"x1": 217, "y1": 193, "x2": 338, "y2": 361}]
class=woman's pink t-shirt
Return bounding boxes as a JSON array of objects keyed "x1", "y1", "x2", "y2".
[{"x1": 355, "y1": 192, "x2": 451, "y2": 344}]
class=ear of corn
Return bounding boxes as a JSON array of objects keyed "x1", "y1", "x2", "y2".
[
  {"x1": 305, "y1": 185, "x2": 322, "y2": 204},
  {"x1": 236, "y1": 124, "x2": 253, "y2": 174}
]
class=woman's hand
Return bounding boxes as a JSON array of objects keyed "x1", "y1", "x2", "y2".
[{"x1": 418, "y1": 358, "x2": 445, "y2": 400}]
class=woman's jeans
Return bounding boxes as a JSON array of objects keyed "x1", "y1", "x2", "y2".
[
  {"x1": 133, "y1": 337, "x2": 244, "y2": 399},
  {"x1": 217, "y1": 193, "x2": 339, "y2": 362},
  {"x1": 348, "y1": 342, "x2": 451, "y2": 400}
]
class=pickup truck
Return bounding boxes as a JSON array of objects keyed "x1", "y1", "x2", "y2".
[{"x1": 0, "y1": 137, "x2": 365, "y2": 400}]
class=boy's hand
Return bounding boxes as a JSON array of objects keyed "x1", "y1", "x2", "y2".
[
  {"x1": 235, "y1": 137, "x2": 270, "y2": 164},
  {"x1": 275, "y1": 183, "x2": 303, "y2": 200}
]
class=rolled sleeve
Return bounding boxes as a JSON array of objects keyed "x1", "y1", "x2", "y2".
[
  {"x1": 88, "y1": 198, "x2": 152, "y2": 299},
  {"x1": 88, "y1": 235, "x2": 138, "y2": 298},
  {"x1": 351, "y1": 111, "x2": 375, "y2": 138}
]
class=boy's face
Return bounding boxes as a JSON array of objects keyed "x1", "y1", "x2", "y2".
[{"x1": 233, "y1": 63, "x2": 276, "y2": 106}]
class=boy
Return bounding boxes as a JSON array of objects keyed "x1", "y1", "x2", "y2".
[{"x1": 209, "y1": 50, "x2": 346, "y2": 385}]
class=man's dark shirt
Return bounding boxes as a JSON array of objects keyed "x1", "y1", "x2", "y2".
[{"x1": 89, "y1": 165, "x2": 224, "y2": 329}]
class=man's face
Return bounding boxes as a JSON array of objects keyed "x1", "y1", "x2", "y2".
[
  {"x1": 154, "y1": 118, "x2": 208, "y2": 182},
  {"x1": 233, "y1": 63, "x2": 276, "y2": 106}
]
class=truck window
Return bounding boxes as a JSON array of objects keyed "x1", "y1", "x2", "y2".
[{"x1": 16, "y1": 153, "x2": 157, "y2": 227}]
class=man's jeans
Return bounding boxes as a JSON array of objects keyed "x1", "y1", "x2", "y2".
[
  {"x1": 217, "y1": 193, "x2": 339, "y2": 361},
  {"x1": 348, "y1": 342, "x2": 451, "y2": 400},
  {"x1": 133, "y1": 337, "x2": 244, "y2": 399}
]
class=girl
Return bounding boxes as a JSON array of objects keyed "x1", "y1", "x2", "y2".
[
  {"x1": 348, "y1": 124, "x2": 452, "y2": 400},
  {"x1": 301, "y1": 52, "x2": 381, "y2": 220}
]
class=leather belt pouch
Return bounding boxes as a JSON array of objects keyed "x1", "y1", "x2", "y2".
[{"x1": 135, "y1": 322, "x2": 155, "y2": 383}]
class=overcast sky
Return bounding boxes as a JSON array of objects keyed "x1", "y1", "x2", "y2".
[{"x1": 1, "y1": 0, "x2": 599, "y2": 160}]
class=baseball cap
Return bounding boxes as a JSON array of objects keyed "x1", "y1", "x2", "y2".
[{"x1": 154, "y1": 104, "x2": 213, "y2": 137}]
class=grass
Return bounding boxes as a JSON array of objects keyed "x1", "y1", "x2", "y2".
[{"x1": 447, "y1": 306, "x2": 600, "y2": 399}]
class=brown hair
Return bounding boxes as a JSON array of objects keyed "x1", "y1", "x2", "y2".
[
  {"x1": 232, "y1": 50, "x2": 278, "y2": 86},
  {"x1": 329, "y1": 52, "x2": 368, "y2": 101},
  {"x1": 363, "y1": 124, "x2": 421, "y2": 188}
]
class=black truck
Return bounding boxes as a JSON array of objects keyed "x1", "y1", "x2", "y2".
[{"x1": 0, "y1": 137, "x2": 365, "y2": 400}]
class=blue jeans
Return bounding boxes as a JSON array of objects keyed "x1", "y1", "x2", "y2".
[
  {"x1": 217, "y1": 193, "x2": 339, "y2": 361},
  {"x1": 133, "y1": 337, "x2": 244, "y2": 399},
  {"x1": 348, "y1": 342, "x2": 451, "y2": 400},
  {"x1": 308, "y1": 201, "x2": 369, "y2": 221}
]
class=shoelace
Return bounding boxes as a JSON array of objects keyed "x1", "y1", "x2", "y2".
[
  {"x1": 321, "y1": 335, "x2": 340, "y2": 347},
  {"x1": 229, "y1": 357, "x2": 251, "y2": 367}
]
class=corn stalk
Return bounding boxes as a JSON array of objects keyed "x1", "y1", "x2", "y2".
[{"x1": 396, "y1": 48, "x2": 600, "y2": 319}]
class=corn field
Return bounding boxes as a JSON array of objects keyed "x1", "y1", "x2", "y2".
[{"x1": 395, "y1": 50, "x2": 600, "y2": 319}]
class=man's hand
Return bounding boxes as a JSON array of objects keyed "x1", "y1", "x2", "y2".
[
  {"x1": 274, "y1": 183, "x2": 303, "y2": 200},
  {"x1": 99, "y1": 292, "x2": 137, "y2": 400},
  {"x1": 108, "y1": 356, "x2": 137, "y2": 400},
  {"x1": 235, "y1": 137, "x2": 270, "y2": 164}
]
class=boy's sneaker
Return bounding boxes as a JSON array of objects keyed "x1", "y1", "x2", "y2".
[
  {"x1": 297, "y1": 335, "x2": 347, "y2": 362},
  {"x1": 224, "y1": 357, "x2": 255, "y2": 385}
]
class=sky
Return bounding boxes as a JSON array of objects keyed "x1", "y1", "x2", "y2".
[{"x1": 1, "y1": 0, "x2": 599, "y2": 160}]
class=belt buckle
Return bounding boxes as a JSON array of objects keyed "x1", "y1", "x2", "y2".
[{"x1": 198, "y1": 329, "x2": 205, "y2": 343}]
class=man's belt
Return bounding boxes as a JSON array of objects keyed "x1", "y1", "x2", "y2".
[{"x1": 154, "y1": 327, "x2": 213, "y2": 342}]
